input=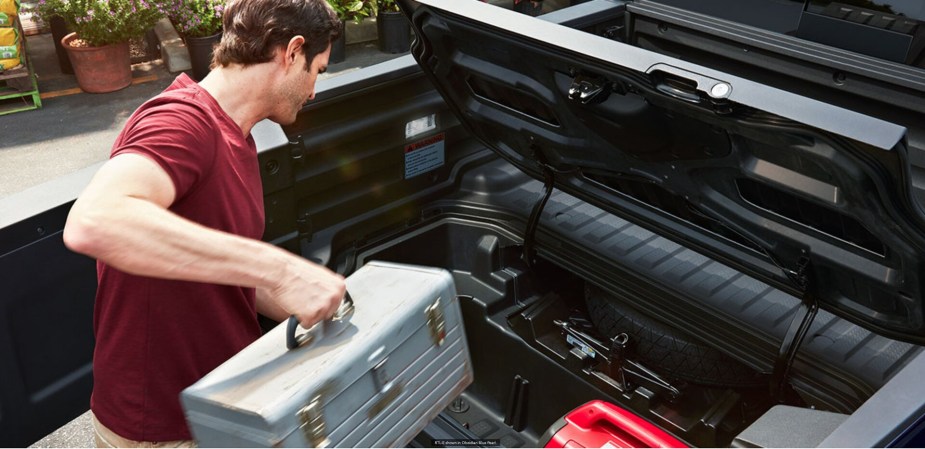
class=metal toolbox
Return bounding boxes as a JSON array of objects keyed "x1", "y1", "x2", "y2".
[{"x1": 181, "y1": 261, "x2": 472, "y2": 447}]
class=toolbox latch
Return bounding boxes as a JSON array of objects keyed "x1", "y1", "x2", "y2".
[
  {"x1": 298, "y1": 395, "x2": 330, "y2": 448},
  {"x1": 426, "y1": 298, "x2": 446, "y2": 347}
]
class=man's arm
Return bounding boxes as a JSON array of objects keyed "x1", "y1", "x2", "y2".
[{"x1": 63, "y1": 153, "x2": 344, "y2": 328}]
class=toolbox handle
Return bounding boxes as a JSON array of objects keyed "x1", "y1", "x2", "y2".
[{"x1": 286, "y1": 291, "x2": 355, "y2": 350}]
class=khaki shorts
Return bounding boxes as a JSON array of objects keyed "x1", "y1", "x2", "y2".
[{"x1": 91, "y1": 412, "x2": 196, "y2": 448}]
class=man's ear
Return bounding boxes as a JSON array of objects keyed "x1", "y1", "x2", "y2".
[{"x1": 284, "y1": 35, "x2": 307, "y2": 68}]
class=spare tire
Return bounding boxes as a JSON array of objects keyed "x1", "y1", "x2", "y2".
[{"x1": 585, "y1": 283, "x2": 766, "y2": 388}]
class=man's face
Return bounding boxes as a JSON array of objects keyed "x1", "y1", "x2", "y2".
[{"x1": 274, "y1": 43, "x2": 331, "y2": 125}]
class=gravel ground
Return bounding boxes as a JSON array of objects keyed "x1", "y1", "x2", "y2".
[{"x1": 29, "y1": 411, "x2": 94, "y2": 448}]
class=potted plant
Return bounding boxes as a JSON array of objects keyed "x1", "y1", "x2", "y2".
[
  {"x1": 325, "y1": 0, "x2": 375, "y2": 63},
  {"x1": 376, "y1": 0, "x2": 409, "y2": 54},
  {"x1": 32, "y1": 0, "x2": 164, "y2": 93},
  {"x1": 164, "y1": 0, "x2": 225, "y2": 80}
]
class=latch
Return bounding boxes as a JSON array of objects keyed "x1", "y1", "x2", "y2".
[
  {"x1": 368, "y1": 357, "x2": 405, "y2": 418},
  {"x1": 372, "y1": 358, "x2": 390, "y2": 392},
  {"x1": 298, "y1": 395, "x2": 329, "y2": 448},
  {"x1": 425, "y1": 298, "x2": 446, "y2": 346},
  {"x1": 568, "y1": 74, "x2": 611, "y2": 104}
]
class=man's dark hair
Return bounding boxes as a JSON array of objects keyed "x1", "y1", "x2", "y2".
[{"x1": 212, "y1": 0, "x2": 342, "y2": 70}]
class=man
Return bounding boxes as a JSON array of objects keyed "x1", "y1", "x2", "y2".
[{"x1": 62, "y1": 0, "x2": 344, "y2": 445}]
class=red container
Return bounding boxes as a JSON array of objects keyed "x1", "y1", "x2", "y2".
[{"x1": 544, "y1": 400, "x2": 687, "y2": 448}]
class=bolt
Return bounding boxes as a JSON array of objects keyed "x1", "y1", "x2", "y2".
[
  {"x1": 448, "y1": 396, "x2": 470, "y2": 413},
  {"x1": 265, "y1": 160, "x2": 280, "y2": 175}
]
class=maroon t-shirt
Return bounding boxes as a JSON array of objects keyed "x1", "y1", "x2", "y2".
[{"x1": 91, "y1": 74, "x2": 264, "y2": 441}]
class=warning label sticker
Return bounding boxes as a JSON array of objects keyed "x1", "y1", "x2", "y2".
[{"x1": 404, "y1": 133, "x2": 445, "y2": 179}]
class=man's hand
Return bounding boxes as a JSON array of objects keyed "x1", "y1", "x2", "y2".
[{"x1": 266, "y1": 260, "x2": 346, "y2": 329}]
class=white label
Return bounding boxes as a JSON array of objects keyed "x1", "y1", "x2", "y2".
[
  {"x1": 405, "y1": 114, "x2": 437, "y2": 139},
  {"x1": 602, "y1": 441, "x2": 620, "y2": 449},
  {"x1": 566, "y1": 334, "x2": 596, "y2": 359},
  {"x1": 404, "y1": 133, "x2": 445, "y2": 179}
]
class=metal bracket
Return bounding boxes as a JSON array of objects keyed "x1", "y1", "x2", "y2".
[
  {"x1": 426, "y1": 298, "x2": 446, "y2": 346},
  {"x1": 298, "y1": 395, "x2": 330, "y2": 448},
  {"x1": 568, "y1": 74, "x2": 611, "y2": 105},
  {"x1": 556, "y1": 319, "x2": 681, "y2": 400}
]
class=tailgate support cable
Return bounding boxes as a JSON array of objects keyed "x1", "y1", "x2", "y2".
[
  {"x1": 523, "y1": 146, "x2": 555, "y2": 269},
  {"x1": 770, "y1": 250, "x2": 818, "y2": 403}
]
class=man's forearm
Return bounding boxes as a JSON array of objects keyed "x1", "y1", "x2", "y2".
[
  {"x1": 256, "y1": 287, "x2": 290, "y2": 321},
  {"x1": 65, "y1": 192, "x2": 291, "y2": 293}
]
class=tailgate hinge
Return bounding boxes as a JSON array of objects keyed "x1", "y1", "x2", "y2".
[
  {"x1": 297, "y1": 210, "x2": 315, "y2": 259},
  {"x1": 291, "y1": 134, "x2": 315, "y2": 248}
]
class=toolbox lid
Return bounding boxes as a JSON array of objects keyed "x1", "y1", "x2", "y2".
[{"x1": 399, "y1": 0, "x2": 925, "y2": 343}]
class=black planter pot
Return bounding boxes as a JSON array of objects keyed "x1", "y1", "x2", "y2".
[
  {"x1": 186, "y1": 32, "x2": 222, "y2": 81},
  {"x1": 49, "y1": 15, "x2": 73, "y2": 74},
  {"x1": 377, "y1": 11, "x2": 411, "y2": 54},
  {"x1": 330, "y1": 21, "x2": 347, "y2": 64}
]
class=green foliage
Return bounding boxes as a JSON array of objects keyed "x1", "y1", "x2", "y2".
[
  {"x1": 325, "y1": 0, "x2": 375, "y2": 24},
  {"x1": 29, "y1": 0, "x2": 164, "y2": 46},
  {"x1": 163, "y1": 0, "x2": 224, "y2": 38},
  {"x1": 378, "y1": 0, "x2": 398, "y2": 13},
  {"x1": 377, "y1": 0, "x2": 399, "y2": 13}
]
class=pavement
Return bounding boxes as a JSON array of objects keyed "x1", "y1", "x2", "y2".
[{"x1": 0, "y1": 26, "x2": 406, "y2": 200}]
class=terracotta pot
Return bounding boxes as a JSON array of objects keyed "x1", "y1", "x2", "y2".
[
  {"x1": 61, "y1": 32, "x2": 132, "y2": 93},
  {"x1": 185, "y1": 32, "x2": 222, "y2": 81}
]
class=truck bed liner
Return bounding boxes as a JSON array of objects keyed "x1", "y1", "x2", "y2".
[{"x1": 454, "y1": 157, "x2": 920, "y2": 410}]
